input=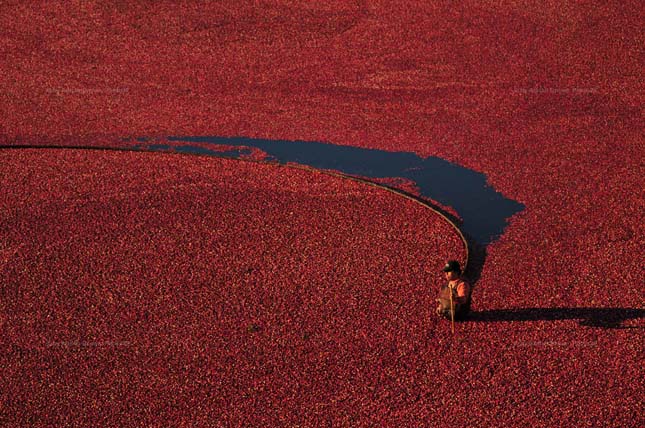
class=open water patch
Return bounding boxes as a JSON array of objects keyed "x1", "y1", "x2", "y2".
[{"x1": 135, "y1": 136, "x2": 524, "y2": 246}]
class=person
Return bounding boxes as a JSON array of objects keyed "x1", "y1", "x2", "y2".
[{"x1": 435, "y1": 260, "x2": 472, "y2": 320}]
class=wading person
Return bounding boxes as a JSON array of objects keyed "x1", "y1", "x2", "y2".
[{"x1": 435, "y1": 260, "x2": 472, "y2": 320}]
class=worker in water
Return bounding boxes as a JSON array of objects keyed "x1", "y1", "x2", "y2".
[{"x1": 435, "y1": 260, "x2": 472, "y2": 320}]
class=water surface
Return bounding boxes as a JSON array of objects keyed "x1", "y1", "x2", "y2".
[{"x1": 136, "y1": 135, "x2": 524, "y2": 246}]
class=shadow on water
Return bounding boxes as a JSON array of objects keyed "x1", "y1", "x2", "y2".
[
  {"x1": 466, "y1": 307, "x2": 645, "y2": 329},
  {"x1": 141, "y1": 136, "x2": 525, "y2": 250}
]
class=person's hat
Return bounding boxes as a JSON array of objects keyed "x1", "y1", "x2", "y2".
[{"x1": 442, "y1": 260, "x2": 461, "y2": 273}]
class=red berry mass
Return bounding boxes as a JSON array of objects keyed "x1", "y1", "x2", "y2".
[{"x1": 0, "y1": 1, "x2": 642, "y2": 427}]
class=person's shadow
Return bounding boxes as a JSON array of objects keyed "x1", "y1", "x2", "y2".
[{"x1": 466, "y1": 307, "x2": 645, "y2": 329}]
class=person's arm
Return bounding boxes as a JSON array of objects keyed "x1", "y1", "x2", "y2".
[
  {"x1": 436, "y1": 284, "x2": 449, "y2": 303},
  {"x1": 456, "y1": 281, "x2": 470, "y2": 305}
]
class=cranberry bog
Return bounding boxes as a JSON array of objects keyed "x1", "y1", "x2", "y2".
[{"x1": 1, "y1": 2, "x2": 643, "y2": 427}]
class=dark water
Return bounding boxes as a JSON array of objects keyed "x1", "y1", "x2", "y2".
[{"x1": 136, "y1": 136, "x2": 524, "y2": 246}]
